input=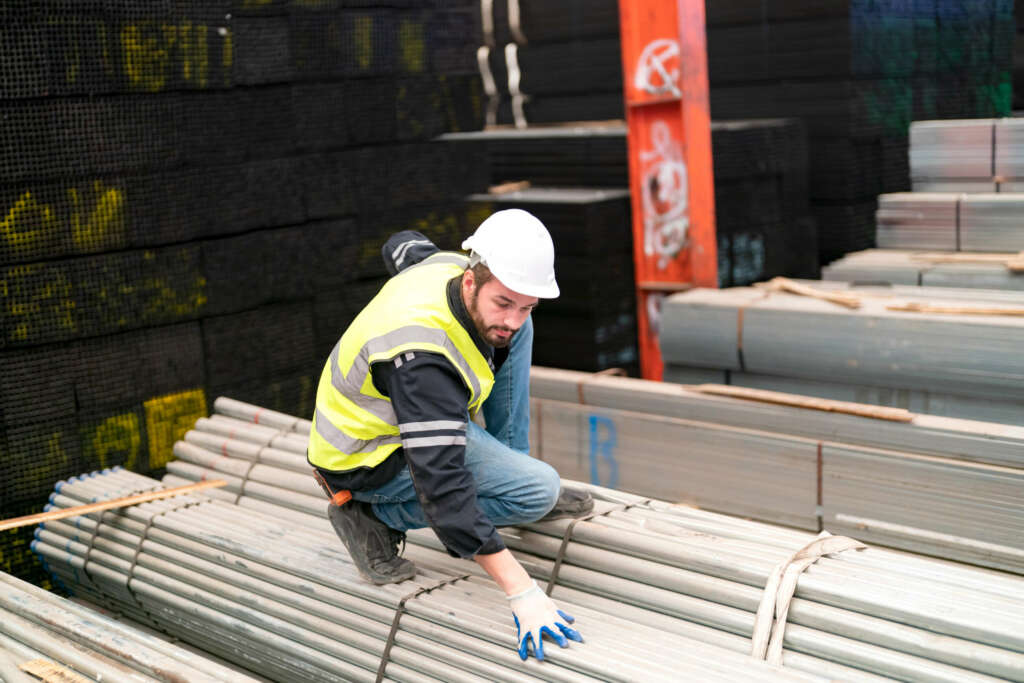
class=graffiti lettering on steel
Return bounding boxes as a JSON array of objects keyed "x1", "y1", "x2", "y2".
[
  {"x1": 640, "y1": 120, "x2": 689, "y2": 269},
  {"x1": 634, "y1": 39, "x2": 681, "y2": 98},
  {"x1": 1, "y1": 193, "x2": 56, "y2": 254},
  {"x1": 145, "y1": 390, "x2": 208, "y2": 470}
]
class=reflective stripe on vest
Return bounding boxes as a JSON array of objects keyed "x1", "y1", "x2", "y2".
[{"x1": 308, "y1": 253, "x2": 494, "y2": 473}]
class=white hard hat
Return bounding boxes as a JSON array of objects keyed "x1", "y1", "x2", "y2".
[{"x1": 461, "y1": 209, "x2": 560, "y2": 298}]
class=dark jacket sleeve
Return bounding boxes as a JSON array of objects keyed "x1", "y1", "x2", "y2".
[
  {"x1": 382, "y1": 231, "x2": 441, "y2": 276},
  {"x1": 376, "y1": 351, "x2": 506, "y2": 559}
]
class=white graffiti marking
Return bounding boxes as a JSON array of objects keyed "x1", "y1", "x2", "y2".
[
  {"x1": 646, "y1": 292, "x2": 666, "y2": 340},
  {"x1": 634, "y1": 39, "x2": 681, "y2": 97},
  {"x1": 641, "y1": 120, "x2": 689, "y2": 270}
]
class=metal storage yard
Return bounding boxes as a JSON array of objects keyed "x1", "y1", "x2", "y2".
[{"x1": 4, "y1": 1, "x2": 1024, "y2": 681}]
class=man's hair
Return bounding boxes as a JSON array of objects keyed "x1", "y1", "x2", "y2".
[{"x1": 468, "y1": 261, "x2": 494, "y2": 290}]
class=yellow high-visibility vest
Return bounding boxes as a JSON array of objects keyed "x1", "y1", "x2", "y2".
[{"x1": 308, "y1": 253, "x2": 495, "y2": 473}]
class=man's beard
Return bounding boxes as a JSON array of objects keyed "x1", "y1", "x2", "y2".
[{"x1": 469, "y1": 286, "x2": 518, "y2": 348}]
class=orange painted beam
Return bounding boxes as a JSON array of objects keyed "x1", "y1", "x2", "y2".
[{"x1": 619, "y1": 0, "x2": 718, "y2": 380}]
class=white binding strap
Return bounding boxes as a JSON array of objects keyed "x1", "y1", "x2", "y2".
[{"x1": 750, "y1": 531, "x2": 866, "y2": 664}]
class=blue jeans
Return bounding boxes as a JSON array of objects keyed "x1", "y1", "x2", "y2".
[{"x1": 354, "y1": 317, "x2": 561, "y2": 531}]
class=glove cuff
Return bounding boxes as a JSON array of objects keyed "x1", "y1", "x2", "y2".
[{"x1": 506, "y1": 579, "x2": 541, "y2": 602}]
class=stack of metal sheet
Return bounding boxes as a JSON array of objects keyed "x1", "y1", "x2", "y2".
[
  {"x1": 0, "y1": 569, "x2": 259, "y2": 683},
  {"x1": 823, "y1": 249, "x2": 1024, "y2": 290},
  {"x1": 660, "y1": 284, "x2": 1024, "y2": 426}
]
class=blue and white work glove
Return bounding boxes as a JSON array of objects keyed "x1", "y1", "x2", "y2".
[{"x1": 507, "y1": 580, "x2": 583, "y2": 661}]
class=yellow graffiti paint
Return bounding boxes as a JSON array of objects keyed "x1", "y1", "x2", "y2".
[
  {"x1": 141, "y1": 274, "x2": 208, "y2": 321},
  {"x1": 121, "y1": 24, "x2": 172, "y2": 92},
  {"x1": 0, "y1": 192, "x2": 55, "y2": 254},
  {"x1": 144, "y1": 389, "x2": 207, "y2": 470},
  {"x1": 241, "y1": 0, "x2": 274, "y2": 6},
  {"x1": 179, "y1": 23, "x2": 210, "y2": 87},
  {"x1": 354, "y1": 15, "x2": 373, "y2": 70},
  {"x1": 69, "y1": 181, "x2": 126, "y2": 252},
  {"x1": 222, "y1": 29, "x2": 234, "y2": 87},
  {"x1": 399, "y1": 19, "x2": 426, "y2": 74},
  {"x1": 1, "y1": 264, "x2": 77, "y2": 342},
  {"x1": 88, "y1": 413, "x2": 141, "y2": 470}
]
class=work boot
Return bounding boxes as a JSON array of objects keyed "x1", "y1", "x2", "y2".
[
  {"x1": 540, "y1": 487, "x2": 594, "y2": 521},
  {"x1": 327, "y1": 501, "x2": 417, "y2": 585}
]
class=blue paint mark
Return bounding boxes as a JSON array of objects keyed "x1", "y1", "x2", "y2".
[{"x1": 588, "y1": 415, "x2": 619, "y2": 489}]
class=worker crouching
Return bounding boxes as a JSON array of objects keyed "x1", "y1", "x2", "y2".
[{"x1": 308, "y1": 209, "x2": 591, "y2": 661}]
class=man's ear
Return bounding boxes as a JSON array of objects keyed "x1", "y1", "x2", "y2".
[{"x1": 462, "y1": 269, "x2": 475, "y2": 294}]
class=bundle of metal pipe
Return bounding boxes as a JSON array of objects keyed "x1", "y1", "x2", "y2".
[
  {"x1": 876, "y1": 192, "x2": 1024, "y2": 252},
  {"x1": 40, "y1": 399, "x2": 1024, "y2": 682},
  {"x1": 660, "y1": 285, "x2": 1024, "y2": 417},
  {"x1": 33, "y1": 470, "x2": 838, "y2": 683},
  {"x1": 528, "y1": 368, "x2": 1024, "y2": 572},
  {"x1": 823, "y1": 250, "x2": 1024, "y2": 291},
  {"x1": 0, "y1": 569, "x2": 260, "y2": 683},
  {"x1": 527, "y1": 391, "x2": 1024, "y2": 573},
  {"x1": 173, "y1": 394, "x2": 1024, "y2": 572},
  {"x1": 910, "y1": 118, "x2": 1024, "y2": 193},
  {"x1": 529, "y1": 366, "x2": 1024, "y2": 469}
]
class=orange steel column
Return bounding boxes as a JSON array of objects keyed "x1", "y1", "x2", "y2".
[{"x1": 619, "y1": 0, "x2": 718, "y2": 380}]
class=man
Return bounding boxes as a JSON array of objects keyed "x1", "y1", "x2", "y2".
[{"x1": 308, "y1": 209, "x2": 592, "y2": 661}]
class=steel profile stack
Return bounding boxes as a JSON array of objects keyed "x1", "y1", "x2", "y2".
[
  {"x1": 34, "y1": 481, "x2": 828, "y2": 682},
  {"x1": 486, "y1": 0, "x2": 623, "y2": 126},
  {"x1": 661, "y1": 285, "x2": 1024, "y2": 407},
  {"x1": 466, "y1": 187, "x2": 639, "y2": 374},
  {"x1": 446, "y1": 116, "x2": 816, "y2": 290},
  {"x1": 910, "y1": 118, "x2": 1024, "y2": 192},
  {"x1": 528, "y1": 367, "x2": 1024, "y2": 574},
  {"x1": 876, "y1": 192, "x2": 1024, "y2": 252},
  {"x1": 0, "y1": 570, "x2": 259, "y2": 683},
  {"x1": 28, "y1": 398, "x2": 1024, "y2": 682},
  {"x1": 0, "y1": 1, "x2": 488, "y2": 585},
  {"x1": 823, "y1": 249, "x2": 1024, "y2": 290}
]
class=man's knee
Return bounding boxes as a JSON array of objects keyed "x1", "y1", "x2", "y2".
[{"x1": 528, "y1": 460, "x2": 561, "y2": 518}]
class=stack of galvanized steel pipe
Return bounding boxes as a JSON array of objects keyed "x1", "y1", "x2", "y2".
[
  {"x1": 529, "y1": 366, "x2": 1024, "y2": 574},
  {"x1": 823, "y1": 250, "x2": 1024, "y2": 291},
  {"x1": 660, "y1": 284, "x2": 1024, "y2": 426},
  {"x1": 31, "y1": 399, "x2": 1024, "y2": 682},
  {"x1": 0, "y1": 569, "x2": 258, "y2": 682},
  {"x1": 35, "y1": 477, "x2": 829, "y2": 682}
]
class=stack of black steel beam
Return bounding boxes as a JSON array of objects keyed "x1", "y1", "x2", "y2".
[
  {"x1": 481, "y1": 1, "x2": 1013, "y2": 263},
  {"x1": 0, "y1": 0, "x2": 484, "y2": 585},
  {"x1": 706, "y1": 1, "x2": 1014, "y2": 262},
  {"x1": 486, "y1": 0, "x2": 623, "y2": 125},
  {"x1": 465, "y1": 187, "x2": 638, "y2": 374},
  {"x1": 450, "y1": 116, "x2": 816, "y2": 288}
]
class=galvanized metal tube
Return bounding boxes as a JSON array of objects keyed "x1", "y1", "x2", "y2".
[{"x1": 39, "y1": 475, "x2": 831, "y2": 683}]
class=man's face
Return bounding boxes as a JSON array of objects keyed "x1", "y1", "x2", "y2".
[{"x1": 463, "y1": 272, "x2": 538, "y2": 348}]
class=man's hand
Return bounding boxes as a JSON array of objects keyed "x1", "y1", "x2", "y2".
[{"x1": 507, "y1": 580, "x2": 583, "y2": 661}]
